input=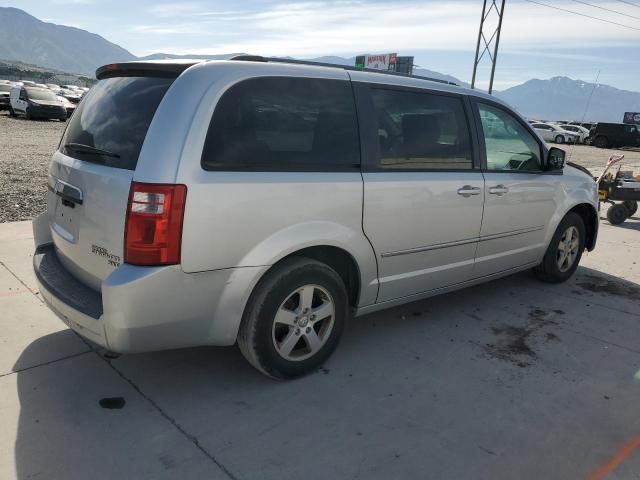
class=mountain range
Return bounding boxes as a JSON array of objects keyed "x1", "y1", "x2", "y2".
[
  {"x1": 1, "y1": 6, "x2": 638, "y2": 122},
  {"x1": 496, "y1": 77, "x2": 640, "y2": 123}
]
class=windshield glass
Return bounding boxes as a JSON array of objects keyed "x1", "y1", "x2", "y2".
[
  {"x1": 25, "y1": 88, "x2": 58, "y2": 101},
  {"x1": 59, "y1": 76, "x2": 175, "y2": 170}
]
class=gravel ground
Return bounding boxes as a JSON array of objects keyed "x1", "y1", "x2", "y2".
[
  {"x1": 1, "y1": 110, "x2": 639, "y2": 223},
  {"x1": 0, "y1": 112, "x2": 65, "y2": 222}
]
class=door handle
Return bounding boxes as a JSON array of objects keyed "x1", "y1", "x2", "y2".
[
  {"x1": 489, "y1": 185, "x2": 509, "y2": 196},
  {"x1": 457, "y1": 185, "x2": 481, "y2": 197}
]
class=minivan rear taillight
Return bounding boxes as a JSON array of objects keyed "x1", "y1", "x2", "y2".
[{"x1": 124, "y1": 182, "x2": 187, "y2": 266}]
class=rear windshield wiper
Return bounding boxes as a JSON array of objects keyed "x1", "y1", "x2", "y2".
[{"x1": 64, "y1": 143, "x2": 120, "y2": 158}]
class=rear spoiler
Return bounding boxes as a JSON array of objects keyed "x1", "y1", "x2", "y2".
[{"x1": 96, "y1": 61, "x2": 201, "y2": 80}]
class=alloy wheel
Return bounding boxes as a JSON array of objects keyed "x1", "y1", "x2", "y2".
[
  {"x1": 271, "y1": 284, "x2": 335, "y2": 362},
  {"x1": 556, "y1": 226, "x2": 579, "y2": 272}
]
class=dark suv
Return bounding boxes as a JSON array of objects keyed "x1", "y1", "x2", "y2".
[{"x1": 590, "y1": 123, "x2": 640, "y2": 149}]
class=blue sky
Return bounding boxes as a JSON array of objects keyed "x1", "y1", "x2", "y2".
[{"x1": 5, "y1": 0, "x2": 640, "y2": 91}]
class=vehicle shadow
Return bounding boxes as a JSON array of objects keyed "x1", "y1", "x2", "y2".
[
  {"x1": 598, "y1": 215, "x2": 640, "y2": 231},
  {"x1": 11, "y1": 266, "x2": 640, "y2": 479},
  {"x1": 11, "y1": 328, "x2": 270, "y2": 479}
]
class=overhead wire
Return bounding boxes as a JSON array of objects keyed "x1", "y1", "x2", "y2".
[
  {"x1": 568, "y1": 0, "x2": 640, "y2": 21},
  {"x1": 523, "y1": 0, "x2": 640, "y2": 31}
]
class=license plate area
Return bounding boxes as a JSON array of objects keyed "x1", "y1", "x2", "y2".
[{"x1": 53, "y1": 197, "x2": 79, "y2": 243}]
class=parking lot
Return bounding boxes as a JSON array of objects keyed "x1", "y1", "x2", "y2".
[{"x1": 0, "y1": 110, "x2": 640, "y2": 479}]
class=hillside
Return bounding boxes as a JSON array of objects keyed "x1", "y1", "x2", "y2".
[
  {"x1": 0, "y1": 59, "x2": 94, "y2": 86},
  {"x1": 496, "y1": 77, "x2": 640, "y2": 122},
  {"x1": 0, "y1": 7, "x2": 135, "y2": 75}
]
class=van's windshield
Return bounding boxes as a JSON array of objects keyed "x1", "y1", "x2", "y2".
[
  {"x1": 59, "y1": 76, "x2": 175, "y2": 170},
  {"x1": 25, "y1": 88, "x2": 58, "y2": 101}
]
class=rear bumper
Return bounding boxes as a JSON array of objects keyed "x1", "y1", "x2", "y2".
[
  {"x1": 34, "y1": 244, "x2": 106, "y2": 347},
  {"x1": 32, "y1": 216, "x2": 267, "y2": 353}
]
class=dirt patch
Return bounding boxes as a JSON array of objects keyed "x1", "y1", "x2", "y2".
[
  {"x1": 489, "y1": 325, "x2": 536, "y2": 357},
  {"x1": 576, "y1": 274, "x2": 640, "y2": 301},
  {"x1": 484, "y1": 308, "x2": 559, "y2": 366}
]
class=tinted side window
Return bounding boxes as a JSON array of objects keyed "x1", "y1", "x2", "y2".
[
  {"x1": 370, "y1": 88, "x2": 472, "y2": 170},
  {"x1": 478, "y1": 103, "x2": 542, "y2": 172},
  {"x1": 201, "y1": 77, "x2": 359, "y2": 171},
  {"x1": 59, "y1": 76, "x2": 175, "y2": 170}
]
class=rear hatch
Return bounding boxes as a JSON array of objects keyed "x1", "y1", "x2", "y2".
[{"x1": 47, "y1": 69, "x2": 179, "y2": 290}]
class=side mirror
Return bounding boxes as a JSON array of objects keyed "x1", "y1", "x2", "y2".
[{"x1": 547, "y1": 147, "x2": 565, "y2": 171}]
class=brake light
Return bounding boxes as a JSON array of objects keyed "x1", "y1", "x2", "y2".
[{"x1": 124, "y1": 182, "x2": 187, "y2": 266}]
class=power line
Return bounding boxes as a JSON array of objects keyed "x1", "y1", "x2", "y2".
[
  {"x1": 524, "y1": 0, "x2": 640, "y2": 31},
  {"x1": 611, "y1": 0, "x2": 640, "y2": 8},
  {"x1": 569, "y1": 0, "x2": 640, "y2": 21}
]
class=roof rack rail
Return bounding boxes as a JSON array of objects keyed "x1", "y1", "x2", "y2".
[{"x1": 228, "y1": 55, "x2": 457, "y2": 86}]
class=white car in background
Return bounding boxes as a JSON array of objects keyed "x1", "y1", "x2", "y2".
[
  {"x1": 531, "y1": 122, "x2": 579, "y2": 144},
  {"x1": 558, "y1": 124, "x2": 590, "y2": 144},
  {"x1": 59, "y1": 88, "x2": 82, "y2": 104},
  {"x1": 57, "y1": 94, "x2": 76, "y2": 117}
]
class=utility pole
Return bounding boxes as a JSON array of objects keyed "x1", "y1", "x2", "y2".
[{"x1": 471, "y1": 0, "x2": 506, "y2": 94}]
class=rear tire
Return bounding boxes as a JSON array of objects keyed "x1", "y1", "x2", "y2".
[
  {"x1": 237, "y1": 257, "x2": 348, "y2": 379},
  {"x1": 555, "y1": 135, "x2": 564, "y2": 144},
  {"x1": 607, "y1": 203, "x2": 627, "y2": 225},
  {"x1": 534, "y1": 212, "x2": 585, "y2": 283},
  {"x1": 623, "y1": 200, "x2": 638, "y2": 217},
  {"x1": 25, "y1": 108, "x2": 32, "y2": 120}
]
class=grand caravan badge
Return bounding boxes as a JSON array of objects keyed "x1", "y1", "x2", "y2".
[{"x1": 91, "y1": 244, "x2": 121, "y2": 268}]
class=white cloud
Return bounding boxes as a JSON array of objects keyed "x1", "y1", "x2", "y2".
[
  {"x1": 51, "y1": 0, "x2": 95, "y2": 4},
  {"x1": 135, "y1": 0, "x2": 640, "y2": 58},
  {"x1": 148, "y1": 2, "x2": 207, "y2": 18}
]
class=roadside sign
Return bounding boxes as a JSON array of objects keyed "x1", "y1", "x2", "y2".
[
  {"x1": 623, "y1": 112, "x2": 640, "y2": 125},
  {"x1": 356, "y1": 53, "x2": 398, "y2": 71}
]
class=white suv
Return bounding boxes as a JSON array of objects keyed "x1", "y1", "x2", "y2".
[{"x1": 33, "y1": 58, "x2": 599, "y2": 378}]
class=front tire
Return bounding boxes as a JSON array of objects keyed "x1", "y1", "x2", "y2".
[
  {"x1": 237, "y1": 257, "x2": 348, "y2": 379},
  {"x1": 555, "y1": 135, "x2": 564, "y2": 144},
  {"x1": 534, "y1": 212, "x2": 585, "y2": 283}
]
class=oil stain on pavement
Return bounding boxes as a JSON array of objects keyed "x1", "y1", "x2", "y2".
[{"x1": 484, "y1": 308, "x2": 561, "y2": 367}]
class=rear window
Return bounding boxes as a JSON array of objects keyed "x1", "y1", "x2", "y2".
[
  {"x1": 201, "y1": 77, "x2": 360, "y2": 171},
  {"x1": 59, "y1": 76, "x2": 174, "y2": 170}
]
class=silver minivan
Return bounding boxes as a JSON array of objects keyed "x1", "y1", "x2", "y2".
[{"x1": 33, "y1": 58, "x2": 599, "y2": 378}]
